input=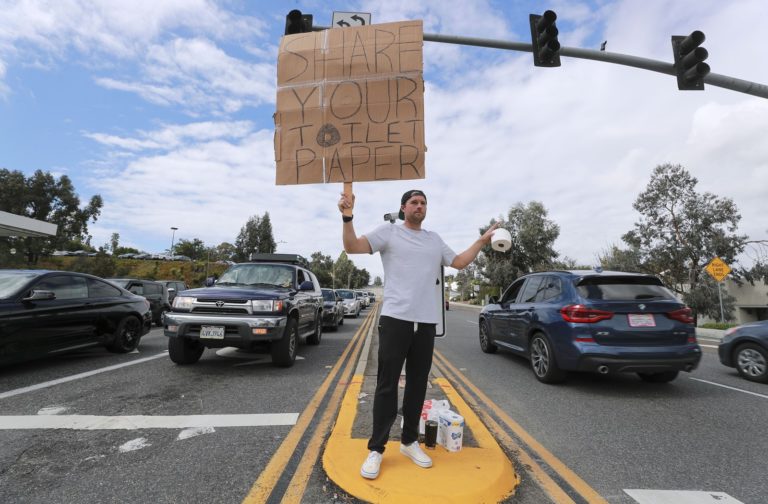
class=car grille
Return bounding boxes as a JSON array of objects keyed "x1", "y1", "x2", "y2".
[
  {"x1": 192, "y1": 307, "x2": 250, "y2": 314},
  {"x1": 196, "y1": 298, "x2": 248, "y2": 304}
]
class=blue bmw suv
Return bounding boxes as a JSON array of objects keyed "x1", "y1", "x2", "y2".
[{"x1": 479, "y1": 270, "x2": 701, "y2": 384}]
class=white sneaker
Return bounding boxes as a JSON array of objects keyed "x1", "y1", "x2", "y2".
[
  {"x1": 400, "y1": 441, "x2": 432, "y2": 468},
  {"x1": 361, "y1": 451, "x2": 382, "y2": 479}
]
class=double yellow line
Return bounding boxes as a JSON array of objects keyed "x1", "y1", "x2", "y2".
[
  {"x1": 433, "y1": 350, "x2": 609, "y2": 504},
  {"x1": 242, "y1": 306, "x2": 378, "y2": 504}
]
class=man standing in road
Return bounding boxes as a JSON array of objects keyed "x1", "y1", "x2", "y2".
[{"x1": 338, "y1": 189, "x2": 497, "y2": 479}]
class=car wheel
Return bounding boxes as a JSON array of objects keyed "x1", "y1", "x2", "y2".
[
  {"x1": 107, "y1": 316, "x2": 143, "y2": 353},
  {"x1": 734, "y1": 343, "x2": 768, "y2": 383},
  {"x1": 637, "y1": 371, "x2": 679, "y2": 383},
  {"x1": 272, "y1": 317, "x2": 298, "y2": 367},
  {"x1": 529, "y1": 333, "x2": 566, "y2": 384},
  {"x1": 478, "y1": 320, "x2": 497, "y2": 354},
  {"x1": 307, "y1": 313, "x2": 322, "y2": 345},
  {"x1": 155, "y1": 308, "x2": 169, "y2": 326},
  {"x1": 168, "y1": 337, "x2": 204, "y2": 365}
]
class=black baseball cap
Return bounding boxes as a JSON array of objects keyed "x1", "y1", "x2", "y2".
[{"x1": 399, "y1": 190, "x2": 427, "y2": 219}]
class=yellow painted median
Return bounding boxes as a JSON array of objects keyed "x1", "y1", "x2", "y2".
[{"x1": 323, "y1": 375, "x2": 519, "y2": 503}]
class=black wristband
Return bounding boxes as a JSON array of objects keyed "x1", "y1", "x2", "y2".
[{"x1": 342, "y1": 215, "x2": 353, "y2": 223}]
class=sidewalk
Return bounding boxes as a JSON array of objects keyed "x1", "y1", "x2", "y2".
[{"x1": 322, "y1": 310, "x2": 518, "y2": 503}]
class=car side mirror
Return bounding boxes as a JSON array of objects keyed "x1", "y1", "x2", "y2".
[
  {"x1": 299, "y1": 280, "x2": 314, "y2": 291},
  {"x1": 23, "y1": 290, "x2": 56, "y2": 302},
  {"x1": 204, "y1": 278, "x2": 216, "y2": 287},
  {"x1": 488, "y1": 296, "x2": 499, "y2": 304}
]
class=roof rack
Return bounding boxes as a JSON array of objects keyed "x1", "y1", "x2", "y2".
[{"x1": 248, "y1": 253, "x2": 307, "y2": 266}]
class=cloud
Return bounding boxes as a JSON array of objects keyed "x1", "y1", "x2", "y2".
[{"x1": 94, "y1": 37, "x2": 276, "y2": 114}]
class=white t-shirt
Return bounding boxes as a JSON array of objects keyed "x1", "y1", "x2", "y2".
[{"x1": 365, "y1": 223, "x2": 457, "y2": 324}]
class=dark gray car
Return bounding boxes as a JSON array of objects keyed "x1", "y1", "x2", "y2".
[{"x1": 718, "y1": 320, "x2": 768, "y2": 383}]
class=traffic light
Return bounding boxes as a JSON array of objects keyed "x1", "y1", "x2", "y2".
[
  {"x1": 284, "y1": 9, "x2": 313, "y2": 35},
  {"x1": 671, "y1": 31, "x2": 710, "y2": 90},
  {"x1": 529, "y1": 10, "x2": 561, "y2": 67}
]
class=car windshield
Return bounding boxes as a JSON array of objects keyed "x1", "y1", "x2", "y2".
[
  {"x1": 336, "y1": 290, "x2": 354, "y2": 299},
  {"x1": 108, "y1": 279, "x2": 129, "y2": 288},
  {"x1": 576, "y1": 276, "x2": 676, "y2": 301},
  {"x1": 217, "y1": 264, "x2": 294, "y2": 288},
  {"x1": 322, "y1": 290, "x2": 336, "y2": 301},
  {"x1": 0, "y1": 271, "x2": 39, "y2": 299}
]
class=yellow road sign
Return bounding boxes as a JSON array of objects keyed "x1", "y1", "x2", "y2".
[{"x1": 705, "y1": 257, "x2": 731, "y2": 282}]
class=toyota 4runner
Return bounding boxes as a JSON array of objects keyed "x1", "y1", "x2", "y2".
[{"x1": 163, "y1": 254, "x2": 323, "y2": 367}]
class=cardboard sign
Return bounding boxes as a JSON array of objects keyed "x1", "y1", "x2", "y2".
[{"x1": 274, "y1": 21, "x2": 425, "y2": 185}]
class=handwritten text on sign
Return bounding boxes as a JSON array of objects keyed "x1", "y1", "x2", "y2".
[{"x1": 275, "y1": 21, "x2": 425, "y2": 185}]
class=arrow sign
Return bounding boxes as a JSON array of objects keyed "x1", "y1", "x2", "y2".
[{"x1": 331, "y1": 11, "x2": 371, "y2": 28}]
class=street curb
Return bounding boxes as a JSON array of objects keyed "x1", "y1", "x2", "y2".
[{"x1": 322, "y1": 310, "x2": 519, "y2": 503}]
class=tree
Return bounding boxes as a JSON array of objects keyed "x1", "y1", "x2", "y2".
[
  {"x1": 373, "y1": 276, "x2": 383, "y2": 287},
  {"x1": 234, "y1": 212, "x2": 276, "y2": 261},
  {"x1": 622, "y1": 164, "x2": 746, "y2": 320},
  {"x1": 334, "y1": 252, "x2": 355, "y2": 289},
  {"x1": 309, "y1": 251, "x2": 334, "y2": 287},
  {"x1": 110, "y1": 233, "x2": 120, "y2": 255},
  {"x1": 476, "y1": 201, "x2": 560, "y2": 290},
  {"x1": 215, "y1": 242, "x2": 237, "y2": 261},
  {"x1": 0, "y1": 169, "x2": 103, "y2": 263},
  {"x1": 597, "y1": 244, "x2": 644, "y2": 273},
  {"x1": 174, "y1": 238, "x2": 206, "y2": 260}
]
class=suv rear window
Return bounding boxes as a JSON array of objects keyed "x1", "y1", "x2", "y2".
[{"x1": 576, "y1": 276, "x2": 675, "y2": 301}]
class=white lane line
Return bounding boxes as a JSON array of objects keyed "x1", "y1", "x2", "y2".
[
  {"x1": 624, "y1": 489, "x2": 744, "y2": 503},
  {"x1": 689, "y1": 377, "x2": 768, "y2": 400},
  {"x1": 0, "y1": 352, "x2": 169, "y2": 400},
  {"x1": 465, "y1": 320, "x2": 478, "y2": 324},
  {"x1": 0, "y1": 413, "x2": 299, "y2": 430},
  {"x1": 699, "y1": 344, "x2": 718, "y2": 349}
]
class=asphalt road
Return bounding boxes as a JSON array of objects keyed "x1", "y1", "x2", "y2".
[
  {"x1": 435, "y1": 304, "x2": 767, "y2": 504},
  {"x1": 2, "y1": 304, "x2": 765, "y2": 504},
  {"x1": 0, "y1": 312, "x2": 367, "y2": 504}
]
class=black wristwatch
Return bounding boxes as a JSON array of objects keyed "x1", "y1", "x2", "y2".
[{"x1": 342, "y1": 215, "x2": 353, "y2": 223}]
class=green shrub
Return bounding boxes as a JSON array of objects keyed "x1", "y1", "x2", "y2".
[{"x1": 699, "y1": 322, "x2": 738, "y2": 330}]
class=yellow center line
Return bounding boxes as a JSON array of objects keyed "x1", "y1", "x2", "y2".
[
  {"x1": 280, "y1": 306, "x2": 378, "y2": 504},
  {"x1": 241, "y1": 310, "x2": 374, "y2": 504},
  {"x1": 434, "y1": 349, "x2": 609, "y2": 504},
  {"x1": 432, "y1": 354, "x2": 575, "y2": 504}
]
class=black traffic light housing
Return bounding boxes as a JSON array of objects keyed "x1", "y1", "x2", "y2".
[
  {"x1": 529, "y1": 10, "x2": 561, "y2": 67},
  {"x1": 284, "y1": 9, "x2": 313, "y2": 35},
  {"x1": 671, "y1": 31, "x2": 710, "y2": 90}
]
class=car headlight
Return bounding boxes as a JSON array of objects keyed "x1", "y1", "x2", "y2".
[
  {"x1": 173, "y1": 296, "x2": 195, "y2": 310},
  {"x1": 251, "y1": 300, "x2": 283, "y2": 312}
]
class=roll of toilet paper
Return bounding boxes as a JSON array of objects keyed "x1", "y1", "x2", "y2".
[{"x1": 491, "y1": 228, "x2": 512, "y2": 252}]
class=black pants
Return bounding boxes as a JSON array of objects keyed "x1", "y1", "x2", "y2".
[{"x1": 368, "y1": 315, "x2": 436, "y2": 453}]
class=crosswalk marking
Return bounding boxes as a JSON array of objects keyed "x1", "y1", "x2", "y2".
[
  {"x1": 0, "y1": 413, "x2": 299, "y2": 430},
  {"x1": 624, "y1": 489, "x2": 744, "y2": 503}
]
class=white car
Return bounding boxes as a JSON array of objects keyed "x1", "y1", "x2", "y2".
[{"x1": 336, "y1": 289, "x2": 361, "y2": 317}]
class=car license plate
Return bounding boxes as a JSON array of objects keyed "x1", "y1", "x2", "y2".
[
  {"x1": 628, "y1": 314, "x2": 656, "y2": 327},
  {"x1": 200, "y1": 325, "x2": 225, "y2": 339}
]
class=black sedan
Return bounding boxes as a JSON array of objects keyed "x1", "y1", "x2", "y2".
[
  {"x1": 718, "y1": 320, "x2": 768, "y2": 383},
  {"x1": 0, "y1": 270, "x2": 152, "y2": 366},
  {"x1": 321, "y1": 288, "x2": 344, "y2": 330}
]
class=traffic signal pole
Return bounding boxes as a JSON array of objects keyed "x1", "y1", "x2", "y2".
[{"x1": 310, "y1": 25, "x2": 768, "y2": 100}]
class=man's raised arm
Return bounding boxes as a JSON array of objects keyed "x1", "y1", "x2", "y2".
[{"x1": 338, "y1": 192, "x2": 372, "y2": 254}]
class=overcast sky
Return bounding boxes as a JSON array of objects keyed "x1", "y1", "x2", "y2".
[{"x1": 1, "y1": 0, "x2": 766, "y2": 282}]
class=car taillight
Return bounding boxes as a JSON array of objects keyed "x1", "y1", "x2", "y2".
[
  {"x1": 560, "y1": 305, "x2": 613, "y2": 323},
  {"x1": 667, "y1": 307, "x2": 694, "y2": 324}
]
